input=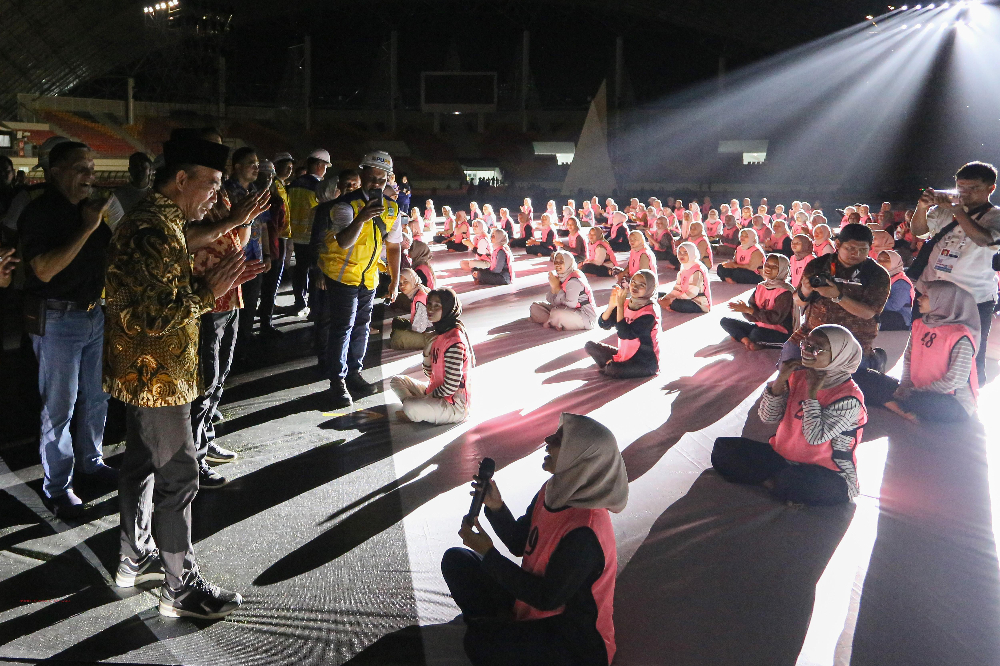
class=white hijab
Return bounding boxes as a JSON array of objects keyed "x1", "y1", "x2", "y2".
[
  {"x1": 553, "y1": 249, "x2": 577, "y2": 281},
  {"x1": 545, "y1": 413, "x2": 629, "y2": 513},
  {"x1": 677, "y1": 241, "x2": 700, "y2": 270},
  {"x1": 811, "y1": 324, "x2": 863, "y2": 389}
]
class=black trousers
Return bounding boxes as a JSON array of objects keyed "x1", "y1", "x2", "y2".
[
  {"x1": 191, "y1": 310, "x2": 238, "y2": 460},
  {"x1": 119, "y1": 403, "x2": 200, "y2": 591},
  {"x1": 292, "y1": 243, "x2": 312, "y2": 309},
  {"x1": 475, "y1": 269, "x2": 511, "y2": 285},
  {"x1": 258, "y1": 239, "x2": 287, "y2": 328},
  {"x1": 719, "y1": 317, "x2": 790, "y2": 345},
  {"x1": 238, "y1": 274, "x2": 263, "y2": 343},
  {"x1": 911, "y1": 294, "x2": 993, "y2": 381},
  {"x1": 878, "y1": 310, "x2": 910, "y2": 331},
  {"x1": 441, "y1": 548, "x2": 604, "y2": 666},
  {"x1": 580, "y1": 264, "x2": 613, "y2": 277},
  {"x1": 584, "y1": 340, "x2": 658, "y2": 379},
  {"x1": 669, "y1": 299, "x2": 705, "y2": 314},
  {"x1": 716, "y1": 265, "x2": 763, "y2": 284},
  {"x1": 447, "y1": 241, "x2": 472, "y2": 252},
  {"x1": 852, "y1": 368, "x2": 969, "y2": 422},
  {"x1": 526, "y1": 245, "x2": 554, "y2": 256},
  {"x1": 652, "y1": 248, "x2": 680, "y2": 269},
  {"x1": 711, "y1": 437, "x2": 851, "y2": 506}
]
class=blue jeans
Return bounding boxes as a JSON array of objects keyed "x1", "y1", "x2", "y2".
[
  {"x1": 322, "y1": 278, "x2": 375, "y2": 382},
  {"x1": 31, "y1": 307, "x2": 110, "y2": 498}
]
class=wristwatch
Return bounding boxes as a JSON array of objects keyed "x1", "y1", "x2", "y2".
[{"x1": 831, "y1": 292, "x2": 843, "y2": 303}]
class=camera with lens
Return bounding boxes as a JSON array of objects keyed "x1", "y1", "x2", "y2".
[{"x1": 809, "y1": 272, "x2": 833, "y2": 288}]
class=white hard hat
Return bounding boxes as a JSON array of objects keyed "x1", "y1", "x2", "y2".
[
  {"x1": 308, "y1": 149, "x2": 331, "y2": 164},
  {"x1": 359, "y1": 150, "x2": 393, "y2": 174},
  {"x1": 273, "y1": 151, "x2": 294, "y2": 163}
]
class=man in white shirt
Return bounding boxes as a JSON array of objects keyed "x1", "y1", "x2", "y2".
[{"x1": 911, "y1": 161, "x2": 1000, "y2": 381}]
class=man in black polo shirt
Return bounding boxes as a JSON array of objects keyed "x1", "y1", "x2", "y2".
[{"x1": 20, "y1": 141, "x2": 117, "y2": 519}]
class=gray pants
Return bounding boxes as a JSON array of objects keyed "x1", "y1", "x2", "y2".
[
  {"x1": 528, "y1": 302, "x2": 595, "y2": 330},
  {"x1": 119, "y1": 403, "x2": 200, "y2": 591},
  {"x1": 191, "y1": 310, "x2": 238, "y2": 460}
]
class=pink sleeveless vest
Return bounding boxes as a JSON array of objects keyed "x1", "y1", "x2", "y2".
[
  {"x1": 814, "y1": 240, "x2": 834, "y2": 256},
  {"x1": 770, "y1": 373, "x2": 867, "y2": 473},
  {"x1": 426, "y1": 327, "x2": 473, "y2": 407},
  {"x1": 735, "y1": 244, "x2": 763, "y2": 271},
  {"x1": 790, "y1": 254, "x2": 814, "y2": 288},
  {"x1": 490, "y1": 244, "x2": 514, "y2": 279},
  {"x1": 889, "y1": 272, "x2": 915, "y2": 302},
  {"x1": 676, "y1": 262, "x2": 713, "y2": 308},
  {"x1": 752, "y1": 283, "x2": 791, "y2": 333},
  {"x1": 587, "y1": 239, "x2": 619, "y2": 267},
  {"x1": 562, "y1": 270, "x2": 594, "y2": 308},
  {"x1": 612, "y1": 303, "x2": 660, "y2": 364},
  {"x1": 514, "y1": 485, "x2": 618, "y2": 664},
  {"x1": 409, "y1": 288, "x2": 428, "y2": 322},
  {"x1": 628, "y1": 247, "x2": 656, "y2": 278},
  {"x1": 910, "y1": 319, "x2": 979, "y2": 398}
]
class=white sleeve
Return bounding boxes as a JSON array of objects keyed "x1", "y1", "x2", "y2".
[{"x1": 385, "y1": 212, "x2": 403, "y2": 244}]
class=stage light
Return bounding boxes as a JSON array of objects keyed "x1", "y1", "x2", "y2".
[{"x1": 867, "y1": 15, "x2": 875, "y2": 19}]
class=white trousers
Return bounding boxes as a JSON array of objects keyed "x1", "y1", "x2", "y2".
[
  {"x1": 528, "y1": 302, "x2": 594, "y2": 330},
  {"x1": 389, "y1": 375, "x2": 469, "y2": 424}
]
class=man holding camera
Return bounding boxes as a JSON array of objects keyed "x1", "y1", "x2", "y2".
[
  {"x1": 910, "y1": 161, "x2": 999, "y2": 381},
  {"x1": 311, "y1": 151, "x2": 401, "y2": 408},
  {"x1": 791, "y1": 224, "x2": 890, "y2": 371}
]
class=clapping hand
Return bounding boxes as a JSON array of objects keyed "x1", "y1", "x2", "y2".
[{"x1": 728, "y1": 299, "x2": 753, "y2": 314}]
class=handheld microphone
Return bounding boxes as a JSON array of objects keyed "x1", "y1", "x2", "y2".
[{"x1": 466, "y1": 457, "x2": 496, "y2": 523}]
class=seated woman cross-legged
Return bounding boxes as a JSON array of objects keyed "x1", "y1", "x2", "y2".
[
  {"x1": 447, "y1": 211, "x2": 472, "y2": 252},
  {"x1": 859, "y1": 280, "x2": 979, "y2": 423},
  {"x1": 389, "y1": 288, "x2": 474, "y2": 424},
  {"x1": 720, "y1": 253, "x2": 795, "y2": 350},
  {"x1": 409, "y1": 239, "x2": 437, "y2": 289},
  {"x1": 579, "y1": 227, "x2": 619, "y2": 277},
  {"x1": 555, "y1": 216, "x2": 588, "y2": 263},
  {"x1": 612, "y1": 230, "x2": 657, "y2": 284},
  {"x1": 716, "y1": 228, "x2": 764, "y2": 284},
  {"x1": 472, "y1": 228, "x2": 515, "y2": 286},
  {"x1": 526, "y1": 213, "x2": 557, "y2": 257},
  {"x1": 584, "y1": 269, "x2": 660, "y2": 378},
  {"x1": 875, "y1": 250, "x2": 913, "y2": 331},
  {"x1": 530, "y1": 250, "x2": 598, "y2": 331},
  {"x1": 389, "y1": 269, "x2": 434, "y2": 350},
  {"x1": 461, "y1": 220, "x2": 493, "y2": 270},
  {"x1": 711, "y1": 325, "x2": 868, "y2": 506},
  {"x1": 658, "y1": 242, "x2": 712, "y2": 314},
  {"x1": 441, "y1": 413, "x2": 628, "y2": 666}
]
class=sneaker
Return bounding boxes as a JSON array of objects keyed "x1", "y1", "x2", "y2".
[
  {"x1": 211, "y1": 408, "x2": 225, "y2": 425},
  {"x1": 47, "y1": 490, "x2": 84, "y2": 520},
  {"x1": 260, "y1": 325, "x2": 284, "y2": 339},
  {"x1": 159, "y1": 575, "x2": 242, "y2": 620},
  {"x1": 326, "y1": 378, "x2": 353, "y2": 410},
  {"x1": 199, "y1": 463, "x2": 229, "y2": 489},
  {"x1": 83, "y1": 463, "x2": 119, "y2": 486},
  {"x1": 205, "y1": 442, "x2": 238, "y2": 464},
  {"x1": 297, "y1": 306, "x2": 311, "y2": 318},
  {"x1": 345, "y1": 372, "x2": 380, "y2": 399},
  {"x1": 116, "y1": 550, "x2": 165, "y2": 588}
]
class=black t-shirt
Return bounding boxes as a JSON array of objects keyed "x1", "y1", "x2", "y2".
[{"x1": 20, "y1": 186, "x2": 111, "y2": 303}]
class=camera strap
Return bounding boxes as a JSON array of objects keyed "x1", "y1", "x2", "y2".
[{"x1": 906, "y1": 203, "x2": 994, "y2": 280}]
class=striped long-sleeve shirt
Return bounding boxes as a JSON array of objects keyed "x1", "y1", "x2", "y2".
[
  {"x1": 422, "y1": 344, "x2": 466, "y2": 399},
  {"x1": 899, "y1": 335, "x2": 976, "y2": 415},
  {"x1": 759, "y1": 384, "x2": 864, "y2": 497}
]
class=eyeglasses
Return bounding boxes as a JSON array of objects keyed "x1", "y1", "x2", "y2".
[{"x1": 799, "y1": 339, "x2": 829, "y2": 355}]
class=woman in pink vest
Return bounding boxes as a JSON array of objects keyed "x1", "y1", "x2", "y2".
[
  {"x1": 555, "y1": 216, "x2": 588, "y2": 262},
  {"x1": 389, "y1": 269, "x2": 433, "y2": 350},
  {"x1": 389, "y1": 287, "x2": 473, "y2": 424},
  {"x1": 530, "y1": 250, "x2": 598, "y2": 330},
  {"x1": 409, "y1": 240, "x2": 436, "y2": 289},
  {"x1": 460, "y1": 220, "x2": 493, "y2": 270},
  {"x1": 447, "y1": 211, "x2": 472, "y2": 252},
  {"x1": 861, "y1": 281, "x2": 979, "y2": 423},
  {"x1": 687, "y1": 221, "x2": 714, "y2": 270},
  {"x1": 790, "y1": 210, "x2": 812, "y2": 237},
  {"x1": 613, "y1": 230, "x2": 657, "y2": 283},
  {"x1": 750, "y1": 214, "x2": 773, "y2": 248},
  {"x1": 498, "y1": 207, "x2": 515, "y2": 241},
  {"x1": 789, "y1": 234, "x2": 815, "y2": 288},
  {"x1": 443, "y1": 413, "x2": 628, "y2": 666},
  {"x1": 712, "y1": 324, "x2": 868, "y2": 505},
  {"x1": 717, "y1": 228, "x2": 765, "y2": 284},
  {"x1": 606, "y1": 211, "x2": 631, "y2": 252},
  {"x1": 704, "y1": 208, "x2": 723, "y2": 239},
  {"x1": 585, "y1": 269, "x2": 661, "y2": 378},
  {"x1": 769, "y1": 218, "x2": 792, "y2": 256},
  {"x1": 717, "y1": 213, "x2": 741, "y2": 259},
  {"x1": 432, "y1": 205, "x2": 454, "y2": 243},
  {"x1": 875, "y1": 250, "x2": 913, "y2": 330},
  {"x1": 659, "y1": 241, "x2": 712, "y2": 313},
  {"x1": 526, "y1": 213, "x2": 558, "y2": 257},
  {"x1": 720, "y1": 254, "x2": 795, "y2": 350},
  {"x1": 647, "y1": 215, "x2": 679, "y2": 269},
  {"x1": 473, "y1": 228, "x2": 514, "y2": 286},
  {"x1": 579, "y1": 227, "x2": 619, "y2": 277},
  {"x1": 812, "y1": 223, "x2": 836, "y2": 256},
  {"x1": 510, "y1": 211, "x2": 534, "y2": 249}
]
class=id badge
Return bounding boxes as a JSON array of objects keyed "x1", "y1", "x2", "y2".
[{"x1": 933, "y1": 236, "x2": 965, "y2": 274}]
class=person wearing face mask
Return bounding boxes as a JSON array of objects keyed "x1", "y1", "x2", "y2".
[
  {"x1": 442, "y1": 413, "x2": 628, "y2": 666},
  {"x1": 529, "y1": 250, "x2": 597, "y2": 330},
  {"x1": 106, "y1": 132, "x2": 263, "y2": 618},
  {"x1": 584, "y1": 269, "x2": 660, "y2": 378},
  {"x1": 875, "y1": 250, "x2": 913, "y2": 330},
  {"x1": 721, "y1": 253, "x2": 795, "y2": 350},
  {"x1": 658, "y1": 241, "x2": 712, "y2": 314},
  {"x1": 389, "y1": 268, "x2": 433, "y2": 350},
  {"x1": 472, "y1": 228, "x2": 515, "y2": 286},
  {"x1": 716, "y1": 228, "x2": 764, "y2": 284},
  {"x1": 860, "y1": 280, "x2": 979, "y2": 423},
  {"x1": 712, "y1": 325, "x2": 868, "y2": 506},
  {"x1": 389, "y1": 287, "x2": 473, "y2": 424},
  {"x1": 19, "y1": 141, "x2": 119, "y2": 517}
]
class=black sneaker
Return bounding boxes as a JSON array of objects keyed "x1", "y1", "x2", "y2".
[
  {"x1": 47, "y1": 490, "x2": 84, "y2": 520},
  {"x1": 116, "y1": 550, "x2": 165, "y2": 588},
  {"x1": 345, "y1": 372, "x2": 380, "y2": 399},
  {"x1": 158, "y1": 574, "x2": 242, "y2": 620},
  {"x1": 199, "y1": 463, "x2": 229, "y2": 489},
  {"x1": 205, "y1": 442, "x2": 238, "y2": 464},
  {"x1": 82, "y1": 463, "x2": 119, "y2": 486},
  {"x1": 326, "y1": 378, "x2": 353, "y2": 409},
  {"x1": 260, "y1": 325, "x2": 284, "y2": 339}
]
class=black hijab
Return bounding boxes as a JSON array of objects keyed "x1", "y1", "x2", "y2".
[{"x1": 429, "y1": 287, "x2": 462, "y2": 334}]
